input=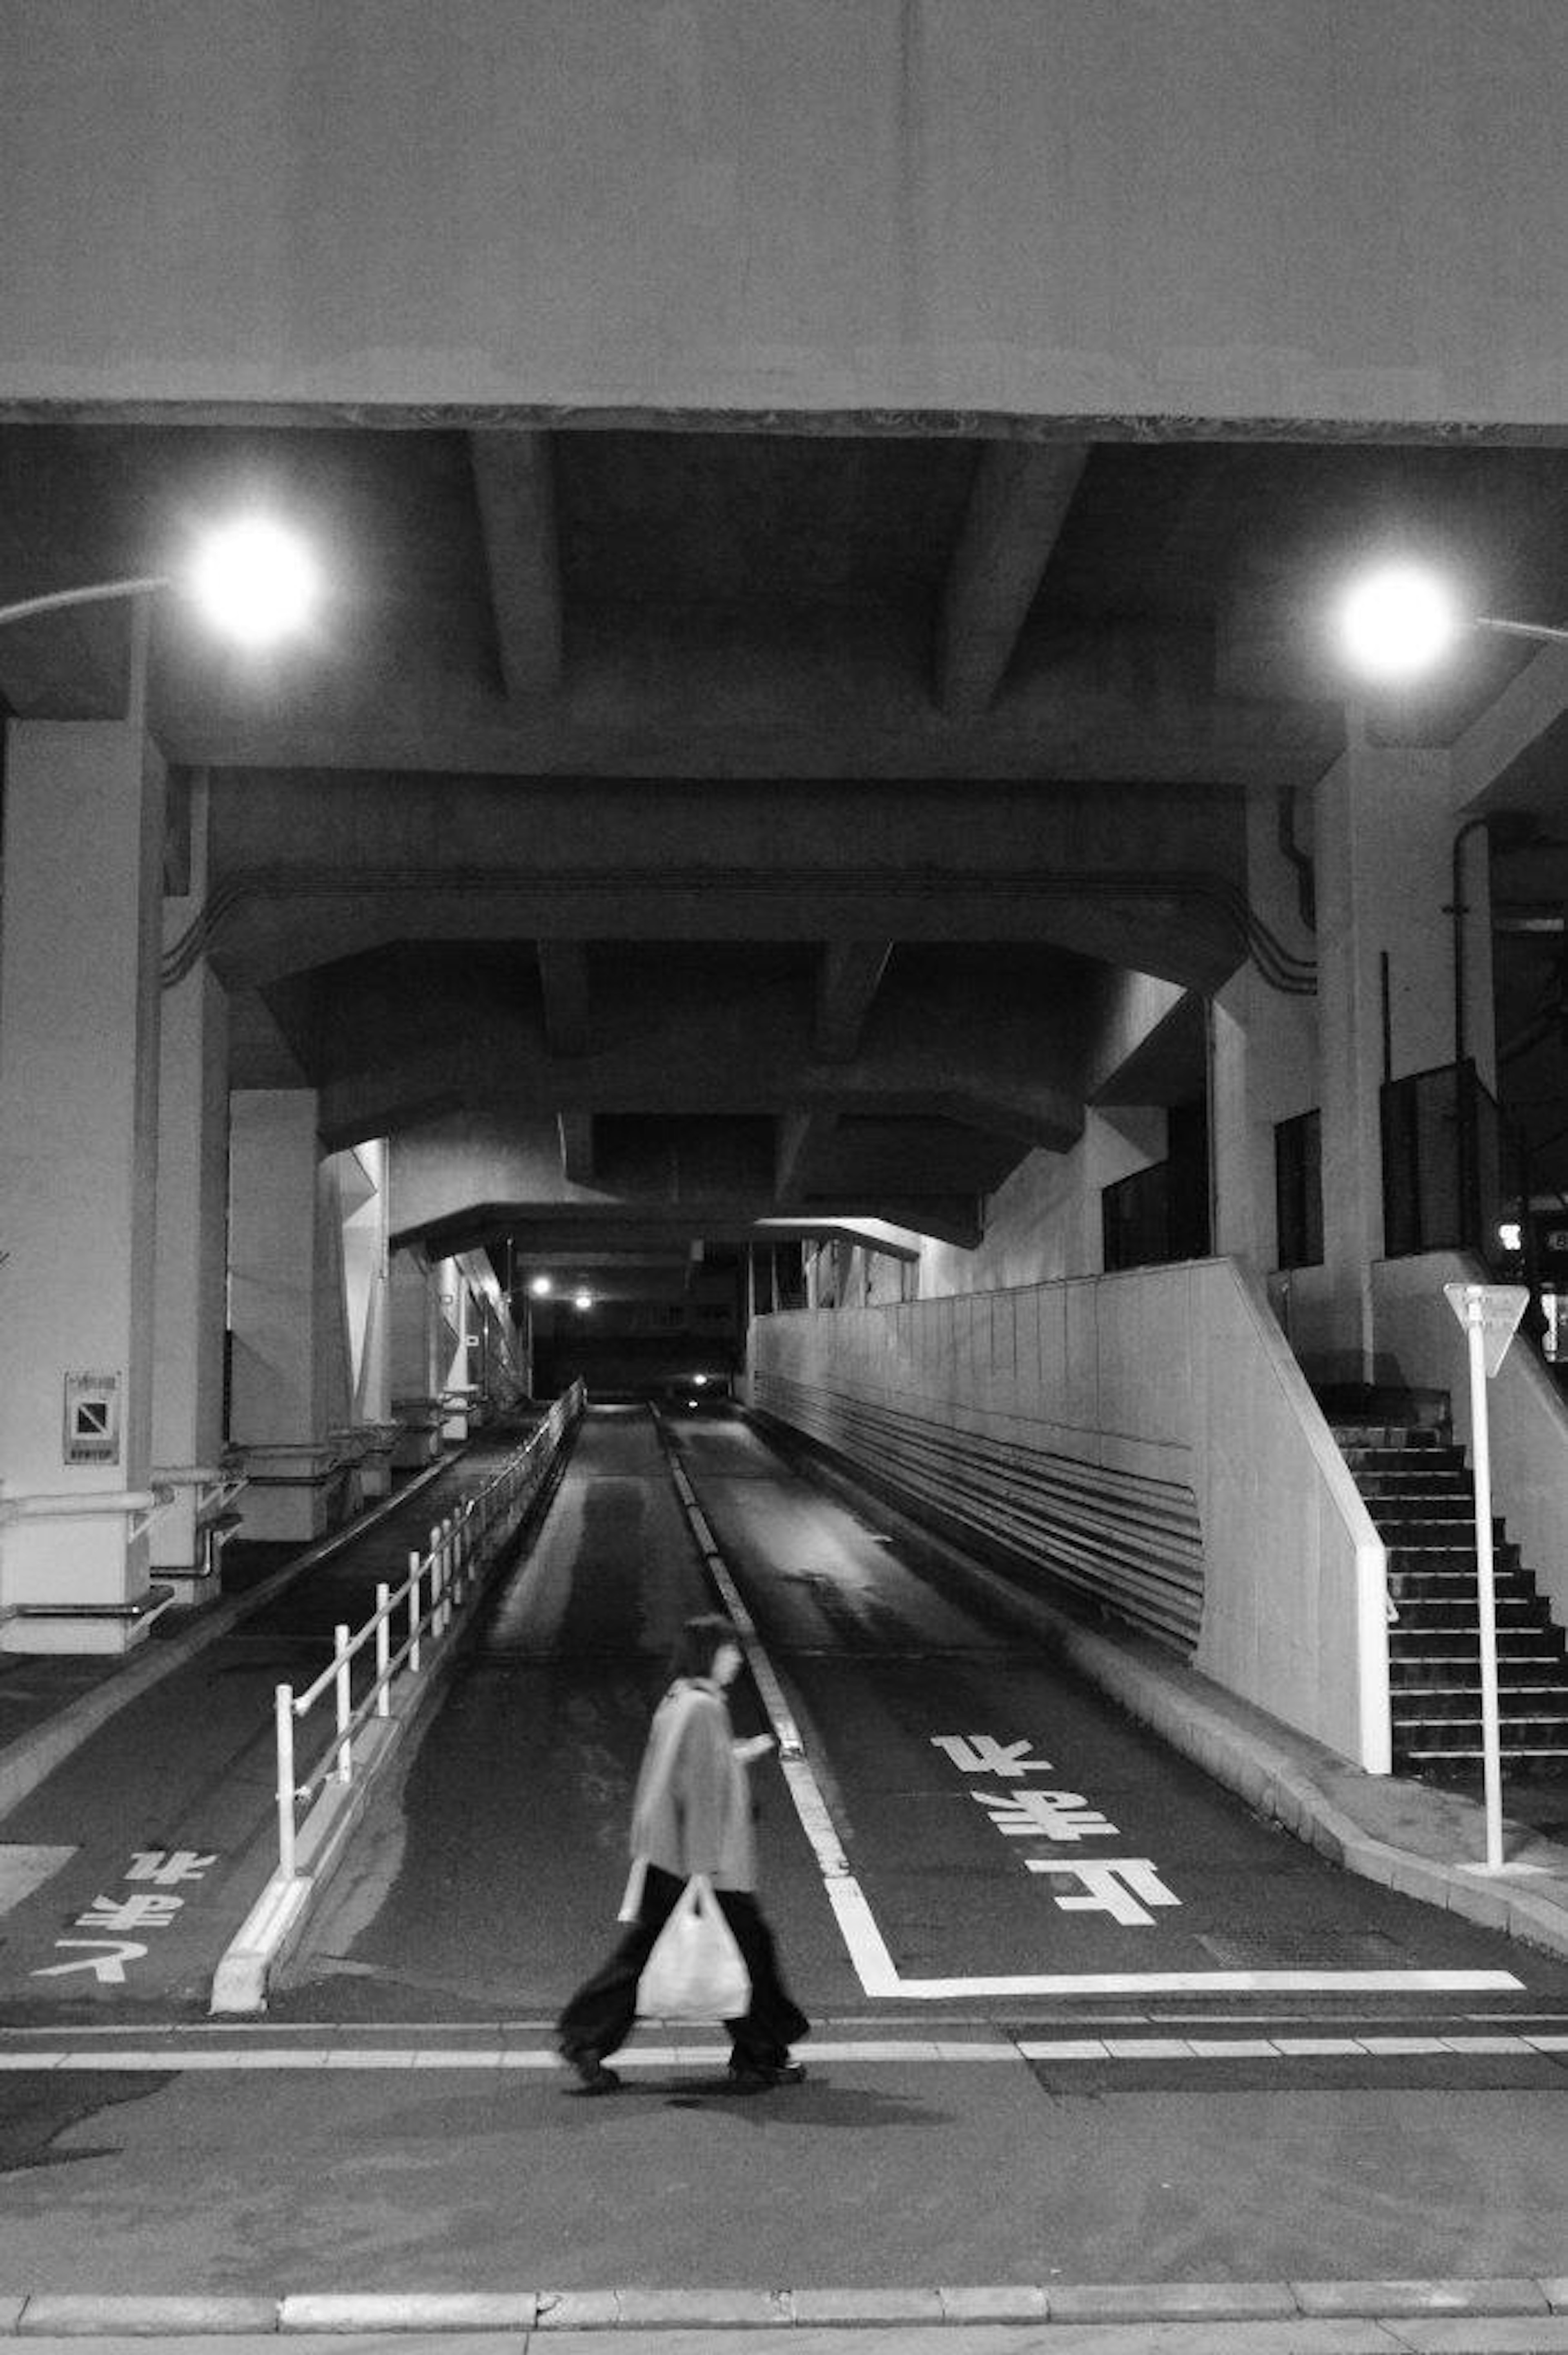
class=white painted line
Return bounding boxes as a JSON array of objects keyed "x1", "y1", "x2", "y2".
[
  {"x1": 409, "y1": 2049, "x2": 506, "y2": 2067},
  {"x1": 320, "y1": 2049, "x2": 421, "y2": 2067},
  {"x1": 0, "y1": 1844, "x2": 75, "y2": 1916},
  {"x1": 889, "y1": 1970, "x2": 1523, "y2": 1996},
  {"x1": 1439, "y1": 2035, "x2": 1532, "y2": 2054},
  {"x1": 666, "y1": 1441, "x2": 901, "y2": 1998},
  {"x1": 1268, "y1": 2038, "x2": 1368, "y2": 2056},
  {"x1": 1524, "y1": 2034, "x2": 1568, "y2": 2051},
  {"x1": 1102, "y1": 2038, "x2": 1193, "y2": 2059}
]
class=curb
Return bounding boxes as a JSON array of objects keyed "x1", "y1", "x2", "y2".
[
  {"x1": 1, "y1": 2278, "x2": 1565, "y2": 2333},
  {"x1": 743, "y1": 1409, "x2": 1568, "y2": 1967},
  {"x1": 0, "y1": 1452, "x2": 459, "y2": 1828}
]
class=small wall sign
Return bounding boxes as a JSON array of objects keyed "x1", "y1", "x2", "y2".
[{"x1": 63, "y1": 1370, "x2": 122, "y2": 1465}]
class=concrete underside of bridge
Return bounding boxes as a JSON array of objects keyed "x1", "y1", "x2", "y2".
[{"x1": 4, "y1": 2, "x2": 1568, "y2": 1667}]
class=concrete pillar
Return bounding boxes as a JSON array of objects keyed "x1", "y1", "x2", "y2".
[
  {"x1": 0, "y1": 707, "x2": 167, "y2": 1650},
  {"x1": 151, "y1": 775, "x2": 232, "y2": 1601},
  {"x1": 1316, "y1": 725, "x2": 1459, "y2": 1385},
  {"x1": 334, "y1": 1140, "x2": 397, "y2": 1497},
  {"x1": 227, "y1": 1090, "x2": 350, "y2": 1541},
  {"x1": 1210, "y1": 787, "x2": 1321, "y2": 1275},
  {"x1": 390, "y1": 1247, "x2": 444, "y2": 1467},
  {"x1": 438, "y1": 1260, "x2": 470, "y2": 1438}
]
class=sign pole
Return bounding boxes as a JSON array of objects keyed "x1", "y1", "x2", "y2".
[
  {"x1": 1444, "y1": 1280, "x2": 1528, "y2": 1876},
  {"x1": 1461, "y1": 1301, "x2": 1505, "y2": 1873}
]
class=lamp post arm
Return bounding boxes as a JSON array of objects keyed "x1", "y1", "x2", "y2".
[
  {"x1": 1474, "y1": 615, "x2": 1568, "y2": 647},
  {"x1": 0, "y1": 576, "x2": 169, "y2": 629}
]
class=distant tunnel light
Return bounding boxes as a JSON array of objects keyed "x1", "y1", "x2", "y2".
[
  {"x1": 573, "y1": 1289, "x2": 593, "y2": 1312},
  {"x1": 184, "y1": 515, "x2": 319, "y2": 647},
  {"x1": 693, "y1": 1373, "x2": 709, "y2": 1387},
  {"x1": 1336, "y1": 564, "x2": 1462, "y2": 682},
  {"x1": 529, "y1": 1275, "x2": 553, "y2": 1298}
]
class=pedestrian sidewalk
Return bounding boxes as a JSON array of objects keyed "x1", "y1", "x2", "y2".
[{"x1": 0, "y1": 1434, "x2": 540, "y2": 2012}]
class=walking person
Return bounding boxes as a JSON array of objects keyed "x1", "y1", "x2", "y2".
[{"x1": 557, "y1": 1612, "x2": 810, "y2": 2094}]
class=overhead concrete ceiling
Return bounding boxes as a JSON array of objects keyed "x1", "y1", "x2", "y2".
[{"x1": 4, "y1": 417, "x2": 1567, "y2": 1280}]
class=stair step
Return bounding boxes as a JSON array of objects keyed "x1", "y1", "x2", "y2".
[
  {"x1": 1339, "y1": 1446, "x2": 1466, "y2": 1472},
  {"x1": 1399, "y1": 1747, "x2": 1568, "y2": 1766},
  {"x1": 1390, "y1": 1630, "x2": 1566, "y2": 1654}
]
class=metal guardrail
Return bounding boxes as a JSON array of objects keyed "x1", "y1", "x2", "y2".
[
  {"x1": 271, "y1": 1381, "x2": 584, "y2": 1879},
  {"x1": 0, "y1": 1485, "x2": 176, "y2": 1546}
]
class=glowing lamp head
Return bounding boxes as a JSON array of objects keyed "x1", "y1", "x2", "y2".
[
  {"x1": 528, "y1": 1274, "x2": 553, "y2": 1298},
  {"x1": 185, "y1": 515, "x2": 318, "y2": 647},
  {"x1": 573, "y1": 1289, "x2": 593, "y2": 1312},
  {"x1": 1336, "y1": 564, "x2": 1461, "y2": 682}
]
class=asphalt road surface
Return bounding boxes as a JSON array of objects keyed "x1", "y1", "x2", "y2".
[{"x1": 0, "y1": 1404, "x2": 1564, "y2": 2296}]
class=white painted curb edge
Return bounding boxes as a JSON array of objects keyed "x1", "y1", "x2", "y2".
[{"x1": 2, "y1": 2276, "x2": 1566, "y2": 2333}]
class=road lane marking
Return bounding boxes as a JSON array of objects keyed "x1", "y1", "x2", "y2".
[
  {"x1": 886, "y1": 1968, "x2": 1522, "y2": 1996},
  {"x1": 663, "y1": 1439, "x2": 1527, "y2": 2003},
  {"x1": 0, "y1": 1845, "x2": 75, "y2": 1914},
  {"x1": 664, "y1": 1446, "x2": 900, "y2": 1996}
]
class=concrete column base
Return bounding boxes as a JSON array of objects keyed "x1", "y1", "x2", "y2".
[
  {"x1": 392, "y1": 1399, "x2": 445, "y2": 1469},
  {"x1": 230, "y1": 1445, "x2": 350, "y2": 1544}
]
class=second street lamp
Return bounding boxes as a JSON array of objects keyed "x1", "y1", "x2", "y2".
[{"x1": 1336, "y1": 562, "x2": 1568, "y2": 682}]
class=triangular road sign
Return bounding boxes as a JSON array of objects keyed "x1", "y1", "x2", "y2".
[{"x1": 1443, "y1": 1281, "x2": 1530, "y2": 1377}]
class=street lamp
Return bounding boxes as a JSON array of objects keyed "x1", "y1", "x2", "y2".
[
  {"x1": 0, "y1": 514, "x2": 319, "y2": 646},
  {"x1": 1336, "y1": 562, "x2": 1568, "y2": 682}
]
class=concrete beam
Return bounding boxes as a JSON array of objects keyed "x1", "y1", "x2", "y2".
[
  {"x1": 935, "y1": 443, "x2": 1091, "y2": 716},
  {"x1": 468, "y1": 430, "x2": 563, "y2": 698},
  {"x1": 815, "y1": 941, "x2": 891, "y2": 1061},
  {"x1": 775, "y1": 1108, "x2": 837, "y2": 1203},
  {"x1": 557, "y1": 1109, "x2": 595, "y2": 1184},
  {"x1": 158, "y1": 609, "x2": 1335, "y2": 788},
  {"x1": 404, "y1": 1194, "x2": 982, "y2": 1257},
  {"x1": 196, "y1": 772, "x2": 1252, "y2": 995},
  {"x1": 537, "y1": 940, "x2": 591, "y2": 1056}
]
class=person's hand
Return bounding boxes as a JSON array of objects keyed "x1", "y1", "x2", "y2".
[{"x1": 734, "y1": 1733, "x2": 776, "y2": 1764}]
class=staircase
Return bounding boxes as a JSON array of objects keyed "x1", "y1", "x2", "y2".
[{"x1": 1324, "y1": 1390, "x2": 1568, "y2": 1776}]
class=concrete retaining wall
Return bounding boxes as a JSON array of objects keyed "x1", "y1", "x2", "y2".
[{"x1": 748, "y1": 1256, "x2": 1390, "y2": 1770}]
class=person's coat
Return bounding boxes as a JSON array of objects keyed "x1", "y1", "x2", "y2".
[{"x1": 626, "y1": 1676, "x2": 755, "y2": 1891}]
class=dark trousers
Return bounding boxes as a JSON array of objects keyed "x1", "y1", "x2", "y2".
[{"x1": 558, "y1": 1864, "x2": 809, "y2": 2070}]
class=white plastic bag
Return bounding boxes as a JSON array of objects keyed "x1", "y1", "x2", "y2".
[{"x1": 635, "y1": 1874, "x2": 750, "y2": 2020}]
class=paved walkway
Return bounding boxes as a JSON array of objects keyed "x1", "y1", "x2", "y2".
[{"x1": 0, "y1": 1435, "x2": 537, "y2": 2014}]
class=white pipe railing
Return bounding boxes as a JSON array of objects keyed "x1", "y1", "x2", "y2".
[
  {"x1": 0, "y1": 1485, "x2": 176, "y2": 1547},
  {"x1": 272, "y1": 1383, "x2": 585, "y2": 1880}
]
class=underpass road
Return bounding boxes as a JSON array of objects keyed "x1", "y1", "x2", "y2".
[
  {"x1": 1, "y1": 1405, "x2": 1564, "y2": 2299},
  {"x1": 666, "y1": 1409, "x2": 1568, "y2": 2003}
]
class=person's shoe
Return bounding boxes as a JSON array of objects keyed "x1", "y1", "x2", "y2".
[
  {"x1": 726, "y1": 2058, "x2": 807, "y2": 2092},
  {"x1": 561, "y1": 2047, "x2": 621, "y2": 2094}
]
